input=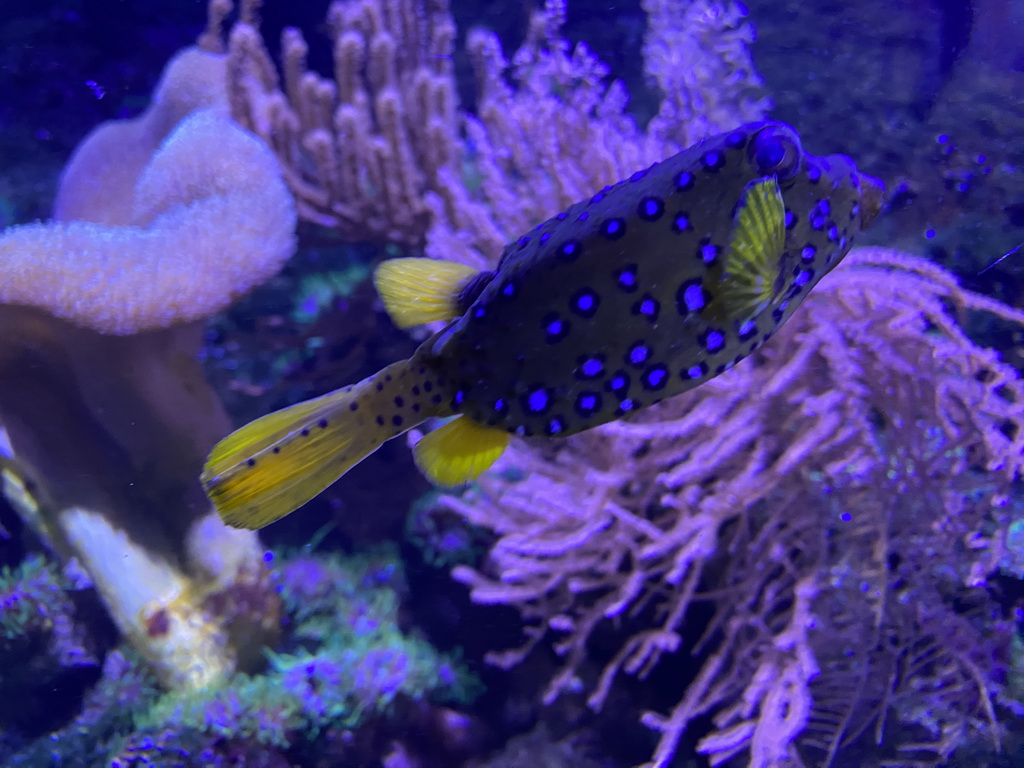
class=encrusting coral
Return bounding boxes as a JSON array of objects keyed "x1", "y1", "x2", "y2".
[
  {"x1": 1, "y1": 549, "x2": 476, "y2": 767},
  {"x1": 0, "y1": 45, "x2": 295, "y2": 689},
  {"x1": 431, "y1": 248, "x2": 1024, "y2": 767}
]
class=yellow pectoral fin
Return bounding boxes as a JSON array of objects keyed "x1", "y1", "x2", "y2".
[
  {"x1": 716, "y1": 177, "x2": 786, "y2": 322},
  {"x1": 373, "y1": 257, "x2": 480, "y2": 328},
  {"x1": 413, "y1": 416, "x2": 510, "y2": 487}
]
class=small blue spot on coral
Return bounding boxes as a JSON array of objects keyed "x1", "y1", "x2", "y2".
[
  {"x1": 673, "y1": 213, "x2": 690, "y2": 232},
  {"x1": 578, "y1": 211, "x2": 590, "y2": 222},
  {"x1": 701, "y1": 243, "x2": 718, "y2": 264},
  {"x1": 801, "y1": 245, "x2": 816, "y2": 261},
  {"x1": 795, "y1": 269, "x2": 813, "y2": 286},
  {"x1": 546, "y1": 417, "x2": 564, "y2": 435},
  {"x1": 540, "y1": 232, "x2": 551, "y2": 244},
  {"x1": 502, "y1": 282, "x2": 516, "y2": 297},
  {"x1": 676, "y1": 171, "x2": 694, "y2": 189},
  {"x1": 454, "y1": 390, "x2": 465, "y2": 405},
  {"x1": 687, "y1": 364, "x2": 706, "y2": 380},
  {"x1": 705, "y1": 330, "x2": 725, "y2": 352}
]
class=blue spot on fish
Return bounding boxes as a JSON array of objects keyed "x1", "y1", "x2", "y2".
[
  {"x1": 606, "y1": 371, "x2": 630, "y2": 393},
  {"x1": 616, "y1": 264, "x2": 638, "y2": 292},
  {"x1": 703, "y1": 329, "x2": 725, "y2": 353},
  {"x1": 525, "y1": 388, "x2": 549, "y2": 413},
  {"x1": 602, "y1": 218, "x2": 626, "y2": 240},
  {"x1": 677, "y1": 279, "x2": 706, "y2": 315},
  {"x1": 627, "y1": 342, "x2": 650, "y2": 366},
  {"x1": 578, "y1": 355, "x2": 604, "y2": 378},
  {"x1": 559, "y1": 240, "x2": 581, "y2": 261},
  {"x1": 575, "y1": 392, "x2": 601, "y2": 416},
  {"x1": 638, "y1": 197, "x2": 664, "y2": 221},
  {"x1": 643, "y1": 364, "x2": 668, "y2": 390}
]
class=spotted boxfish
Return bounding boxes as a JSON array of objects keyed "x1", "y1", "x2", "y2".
[{"x1": 202, "y1": 121, "x2": 884, "y2": 529}]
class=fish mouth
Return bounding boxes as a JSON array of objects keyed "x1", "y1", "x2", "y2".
[{"x1": 859, "y1": 173, "x2": 885, "y2": 229}]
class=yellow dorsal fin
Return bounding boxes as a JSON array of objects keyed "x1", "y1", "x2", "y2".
[
  {"x1": 715, "y1": 177, "x2": 786, "y2": 322},
  {"x1": 413, "y1": 415, "x2": 510, "y2": 487},
  {"x1": 373, "y1": 257, "x2": 480, "y2": 328}
]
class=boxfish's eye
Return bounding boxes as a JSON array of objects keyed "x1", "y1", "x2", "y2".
[{"x1": 749, "y1": 124, "x2": 802, "y2": 181}]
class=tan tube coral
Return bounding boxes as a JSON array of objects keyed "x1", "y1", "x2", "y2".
[{"x1": 0, "y1": 46, "x2": 295, "y2": 689}]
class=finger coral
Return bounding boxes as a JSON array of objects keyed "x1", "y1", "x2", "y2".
[
  {"x1": 217, "y1": 0, "x2": 768, "y2": 260},
  {"x1": 430, "y1": 247, "x2": 1024, "y2": 767},
  {"x1": 1, "y1": 549, "x2": 476, "y2": 767}
]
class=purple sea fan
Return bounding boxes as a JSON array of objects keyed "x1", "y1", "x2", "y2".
[{"x1": 433, "y1": 248, "x2": 1024, "y2": 768}]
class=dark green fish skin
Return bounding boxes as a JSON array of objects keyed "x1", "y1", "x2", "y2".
[
  {"x1": 200, "y1": 121, "x2": 885, "y2": 529},
  {"x1": 412, "y1": 121, "x2": 885, "y2": 438},
  {"x1": 397, "y1": 121, "x2": 884, "y2": 439}
]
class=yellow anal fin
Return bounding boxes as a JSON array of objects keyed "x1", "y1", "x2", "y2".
[
  {"x1": 715, "y1": 177, "x2": 786, "y2": 323},
  {"x1": 413, "y1": 416, "x2": 510, "y2": 487},
  {"x1": 202, "y1": 358, "x2": 441, "y2": 529},
  {"x1": 373, "y1": 257, "x2": 480, "y2": 328}
]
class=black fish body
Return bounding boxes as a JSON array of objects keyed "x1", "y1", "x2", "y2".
[
  {"x1": 428, "y1": 121, "x2": 882, "y2": 438},
  {"x1": 202, "y1": 121, "x2": 884, "y2": 529}
]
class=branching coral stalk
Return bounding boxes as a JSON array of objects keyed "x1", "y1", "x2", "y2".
[
  {"x1": 218, "y1": 0, "x2": 457, "y2": 242},
  {"x1": 432, "y1": 248, "x2": 1024, "y2": 768},
  {"x1": 214, "y1": 0, "x2": 768, "y2": 257}
]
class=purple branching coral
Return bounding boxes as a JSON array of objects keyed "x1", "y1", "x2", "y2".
[{"x1": 430, "y1": 248, "x2": 1024, "y2": 768}]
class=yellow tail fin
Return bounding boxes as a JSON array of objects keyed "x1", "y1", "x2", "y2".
[{"x1": 201, "y1": 358, "x2": 448, "y2": 529}]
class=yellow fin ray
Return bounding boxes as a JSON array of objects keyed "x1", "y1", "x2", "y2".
[
  {"x1": 716, "y1": 177, "x2": 786, "y2": 322},
  {"x1": 373, "y1": 257, "x2": 479, "y2": 328},
  {"x1": 413, "y1": 416, "x2": 510, "y2": 487}
]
